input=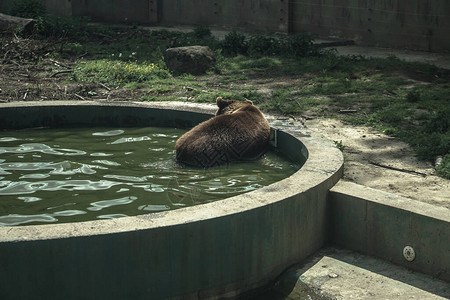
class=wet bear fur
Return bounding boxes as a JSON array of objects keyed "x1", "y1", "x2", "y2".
[{"x1": 175, "y1": 97, "x2": 271, "y2": 168}]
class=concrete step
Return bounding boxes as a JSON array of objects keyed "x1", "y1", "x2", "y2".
[{"x1": 257, "y1": 248, "x2": 450, "y2": 300}]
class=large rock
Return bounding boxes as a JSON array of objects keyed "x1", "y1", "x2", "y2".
[{"x1": 164, "y1": 46, "x2": 216, "y2": 75}]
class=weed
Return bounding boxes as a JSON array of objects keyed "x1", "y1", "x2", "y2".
[
  {"x1": 168, "y1": 27, "x2": 220, "y2": 50},
  {"x1": 193, "y1": 26, "x2": 212, "y2": 39},
  {"x1": 285, "y1": 33, "x2": 319, "y2": 57},
  {"x1": 406, "y1": 90, "x2": 421, "y2": 103},
  {"x1": 424, "y1": 111, "x2": 450, "y2": 134},
  {"x1": 436, "y1": 154, "x2": 450, "y2": 179},
  {"x1": 247, "y1": 35, "x2": 282, "y2": 57},
  {"x1": 334, "y1": 140, "x2": 346, "y2": 152},
  {"x1": 34, "y1": 15, "x2": 91, "y2": 38},
  {"x1": 221, "y1": 30, "x2": 248, "y2": 56}
]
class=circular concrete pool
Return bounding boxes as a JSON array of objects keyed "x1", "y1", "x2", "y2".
[{"x1": 0, "y1": 101, "x2": 343, "y2": 300}]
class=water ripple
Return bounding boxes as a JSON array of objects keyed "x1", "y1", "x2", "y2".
[
  {"x1": 0, "y1": 127, "x2": 300, "y2": 226},
  {"x1": 88, "y1": 196, "x2": 137, "y2": 212},
  {"x1": 0, "y1": 214, "x2": 57, "y2": 226},
  {"x1": 0, "y1": 180, "x2": 123, "y2": 195},
  {"x1": 110, "y1": 136, "x2": 151, "y2": 144},
  {"x1": 0, "y1": 143, "x2": 86, "y2": 156},
  {"x1": 92, "y1": 129, "x2": 124, "y2": 136}
]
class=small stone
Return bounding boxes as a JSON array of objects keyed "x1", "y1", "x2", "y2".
[{"x1": 328, "y1": 273, "x2": 339, "y2": 278}]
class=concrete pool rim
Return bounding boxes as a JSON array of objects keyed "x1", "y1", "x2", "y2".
[
  {"x1": 0, "y1": 100, "x2": 344, "y2": 300},
  {"x1": 0, "y1": 100, "x2": 344, "y2": 240}
]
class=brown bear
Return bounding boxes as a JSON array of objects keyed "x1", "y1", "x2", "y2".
[{"x1": 175, "y1": 97, "x2": 271, "y2": 168}]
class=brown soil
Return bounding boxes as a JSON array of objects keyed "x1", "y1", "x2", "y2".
[{"x1": 1, "y1": 33, "x2": 449, "y2": 209}]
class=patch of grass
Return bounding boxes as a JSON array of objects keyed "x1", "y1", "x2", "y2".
[
  {"x1": 259, "y1": 87, "x2": 334, "y2": 115},
  {"x1": 73, "y1": 60, "x2": 170, "y2": 87},
  {"x1": 259, "y1": 89, "x2": 292, "y2": 113},
  {"x1": 241, "y1": 90, "x2": 262, "y2": 102},
  {"x1": 342, "y1": 84, "x2": 450, "y2": 163},
  {"x1": 194, "y1": 91, "x2": 245, "y2": 103},
  {"x1": 140, "y1": 94, "x2": 180, "y2": 102},
  {"x1": 217, "y1": 55, "x2": 282, "y2": 74},
  {"x1": 218, "y1": 74, "x2": 249, "y2": 84},
  {"x1": 144, "y1": 85, "x2": 177, "y2": 94}
]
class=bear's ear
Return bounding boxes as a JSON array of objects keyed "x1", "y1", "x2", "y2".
[
  {"x1": 245, "y1": 99, "x2": 253, "y2": 105},
  {"x1": 216, "y1": 97, "x2": 231, "y2": 108}
]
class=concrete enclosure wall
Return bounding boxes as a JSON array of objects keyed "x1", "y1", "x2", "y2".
[
  {"x1": 71, "y1": 0, "x2": 156, "y2": 24},
  {"x1": 291, "y1": 0, "x2": 450, "y2": 51},
  {"x1": 157, "y1": 0, "x2": 282, "y2": 33},
  {"x1": 1, "y1": 0, "x2": 448, "y2": 50},
  {"x1": 0, "y1": 0, "x2": 71, "y2": 17}
]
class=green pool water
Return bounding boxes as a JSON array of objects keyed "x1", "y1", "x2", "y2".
[{"x1": 0, "y1": 127, "x2": 299, "y2": 226}]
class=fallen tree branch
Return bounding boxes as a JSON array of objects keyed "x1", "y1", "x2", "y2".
[
  {"x1": 74, "y1": 93, "x2": 86, "y2": 101},
  {"x1": 49, "y1": 59, "x2": 71, "y2": 69},
  {"x1": 99, "y1": 83, "x2": 111, "y2": 91},
  {"x1": 339, "y1": 109, "x2": 358, "y2": 113},
  {"x1": 369, "y1": 161, "x2": 428, "y2": 177}
]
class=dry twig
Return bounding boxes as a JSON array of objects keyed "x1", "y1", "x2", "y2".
[
  {"x1": 369, "y1": 161, "x2": 428, "y2": 177},
  {"x1": 50, "y1": 69, "x2": 73, "y2": 78}
]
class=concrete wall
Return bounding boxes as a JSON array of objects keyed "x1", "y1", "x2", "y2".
[
  {"x1": 1, "y1": 0, "x2": 448, "y2": 51},
  {"x1": 329, "y1": 181, "x2": 450, "y2": 282},
  {"x1": 71, "y1": 0, "x2": 155, "y2": 23},
  {"x1": 291, "y1": 0, "x2": 450, "y2": 52},
  {"x1": 0, "y1": 0, "x2": 13, "y2": 13},
  {"x1": 0, "y1": 0, "x2": 71, "y2": 16},
  {"x1": 43, "y1": 0, "x2": 72, "y2": 16},
  {"x1": 157, "y1": 0, "x2": 281, "y2": 33},
  {"x1": 68, "y1": 0, "x2": 450, "y2": 51}
]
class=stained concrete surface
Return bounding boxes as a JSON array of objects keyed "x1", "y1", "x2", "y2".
[{"x1": 267, "y1": 248, "x2": 450, "y2": 300}]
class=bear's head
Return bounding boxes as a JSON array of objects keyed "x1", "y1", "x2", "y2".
[{"x1": 215, "y1": 97, "x2": 254, "y2": 116}]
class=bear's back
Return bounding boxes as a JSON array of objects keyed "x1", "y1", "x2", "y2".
[{"x1": 175, "y1": 98, "x2": 270, "y2": 168}]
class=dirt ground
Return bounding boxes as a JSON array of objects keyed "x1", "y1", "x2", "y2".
[
  {"x1": 305, "y1": 118, "x2": 450, "y2": 209},
  {"x1": 0, "y1": 33, "x2": 449, "y2": 209}
]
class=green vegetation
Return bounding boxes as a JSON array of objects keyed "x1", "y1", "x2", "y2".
[
  {"x1": 4, "y1": 8, "x2": 449, "y2": 178},
  {"x1": 334, "y1": 140, "x2": 346, "y2": 152},
  {"x1": 437, "y1": 155, "x2": 450, "y2": 179},
  {"x1": 73, "y1": 60, "x2": 170, "y2": 87}
]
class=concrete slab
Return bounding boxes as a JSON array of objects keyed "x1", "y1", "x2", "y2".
[
  {"x1": 329, "y1": 181, "x2": 450, "y2": 282},
  {"x1": 272, "y1": 248, "x2": 450, "y2": 300},
  {"x1": 313, "y1": 38, "x2": 450, "y2": 70},
  {"x1": 333, "y1": 45, "x2": 450, "y2": 70}
]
